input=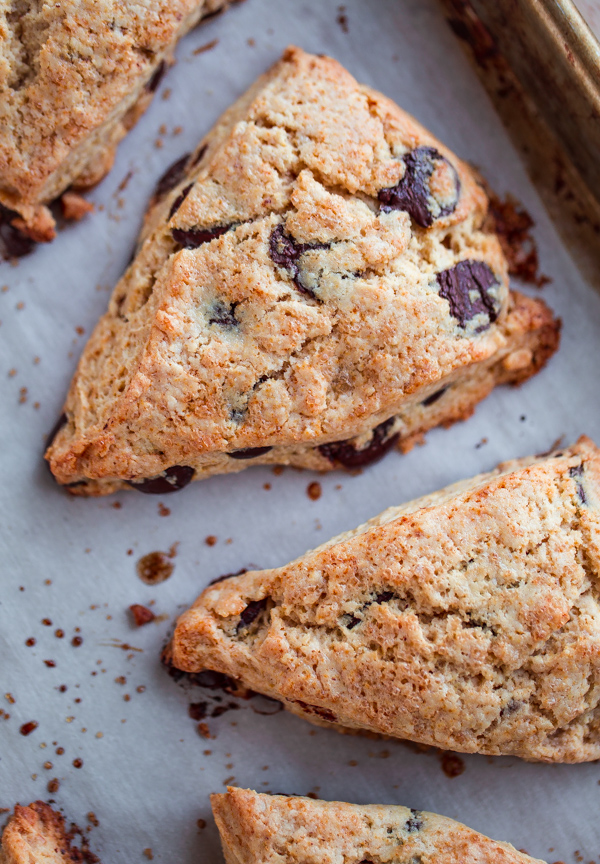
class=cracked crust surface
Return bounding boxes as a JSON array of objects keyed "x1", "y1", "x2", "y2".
[
  {"x1": 45, "y1": 46, "x2": 560, "y2": 495},
  {"x1": 0, "y1": 802, "x2": 94, "y2": 864},
  {"x1": 211, "y1": 788, "x2": 546, "y2": 864},
  {"x1": 0, "y1": 0, "x2": 229, "y2": 240},
  {"x1": 171, "y1": 437, "x2": 600, "y2": 763}
]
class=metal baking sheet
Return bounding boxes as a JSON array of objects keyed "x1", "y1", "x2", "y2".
[{"x1": 1, "y1": 0, "x2": 600, "y2": 861}]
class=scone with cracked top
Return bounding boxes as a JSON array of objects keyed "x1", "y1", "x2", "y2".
[
  {"x1": 0, "y1": 0, "x2": 230, "y2": 250},
  {"x1": 212, "y1": 787, "x2": 547, "y2": 864},
  {"x1": 0, "y1": 801, "x2": 97, "y2": 864},
  {"x1": 45, "y1": 46, "x2": 560, "y2": 496},
  {"x1": 170, "y1": 437, "x2": 600, "y2": 762}
]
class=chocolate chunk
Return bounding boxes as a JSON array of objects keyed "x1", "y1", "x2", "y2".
[
  {"x1": 209, "y1": 301, "x2": 238, "y2": 327},
  {"x1": 500, "y1": 699, "x2": 521, "y2": 718},
  {"x1": 345, "y1": 615, "x2": 361, "y2": 629},
  {"x1": 0, "y1": 205, "x2": 36, "y2": 259},
  {"x1": 228, "y1": 446, "x2": 273, "y2": 460},
  {"x1": 237, "y1": 597, "x2": 268, "y2": 631},
  {"x1": 189, "y1": 670, "x2": 236, "y2": 691},
  {"x1": 168, "y1": 183, "x2": 193, "y2": 220},
  {"x1": 154, "y1": 154, "x2": 191, "y2": 201},
  {"x1": 209, "y1": 567, "x2": 249, "y2": 586},
  {"x1": 127, "y1": 465, "x2": 195, "y2": 494},
  {"x1": 569, "y1": 464, "x2": 587, "y2": 504},
  {"x1": 405, "y1": 809, "x2": 423, "y2": 833},
  {"x1": 375, "y1": 591, "x2": 394, "y2": 603},
  {"x1": 190, "y1": 144, "x2": 208, "y2": 168},
  {"x1": 45, "y1": 413, "x2": 67, "y2": 450},
  {"x1": 146, "y1": 60, "x2": 166, "y2": 93},
  {"x1": 268, "y1": 224, "x2": 329, "y2": 297},
  {"x1": 378, "y1": 146, "x2": 459, "y2": 227},
  {"x1": 172, "y1": 224, "x2": 231, "y2": 248},
  {"x1": 436, "y1": 260, "x2": 500, "y2": 330},
  {"x1": 293, "y1": 700, "x2": 337, "y2": 723},
  {"x1": 319, "y1": 417, "x2": 399, "y2": 469},
  {"x1": 422, "y1": 386, "x2": 447, "y2": 407}
]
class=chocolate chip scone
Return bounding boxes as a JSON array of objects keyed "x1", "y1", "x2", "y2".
[
  {"x1": 0, "y1": 0, "x2": 230, "y2": 250},
  {"x1": 170, "y1": 437, "x2": 600, "y2": 762},
  {"x1": 212, "y1": 788, "x2": 546, "y2": 864},
  {"x1": 0, "y1": 802, "x2": 96, "y2": 864},
  {"x1": 45, "y1": 46, "x2": 560, "y2": 496}
]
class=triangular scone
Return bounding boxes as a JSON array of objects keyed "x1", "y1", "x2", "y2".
[
  {"x1": 170, "y1": 436, "x2": 600, "y2": 762},
  {"x1": 212, "y1": 788, "x2": 545, "y2": 864},
  {"x1": 0, "y1": 802, "x2": 96, "y2": 864},
  {"x1": 46, "y1": 47, "x2": 560, "y2": 496},
  {"x1": 0, "y1": 0, "x2": 230, "y2": 247}
]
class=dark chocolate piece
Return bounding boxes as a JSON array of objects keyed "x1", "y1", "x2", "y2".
[
  {"x1": 293, "y1": 700, "x2": 337, "y2": 723},
  {"x1": 172, "y1": 224, "x2": 231, "y2": 248},
  {"x1": 436, "y1": 259, "x2": 499, "y2": 330},
  {"x1": 375, "y1": 591, "x2": 394, "y2": 604},
  {"x1": 237, "y1": 597, "x2": 268, "y2": 631},
  {"x1": 45, "y1": 413, "x2": 68, "y2": 450},
  {"x1": 209, "y1": 567, "x2": 250, "y2": 586},
  {"x1": 209, "y1": 301, "x2": 238, "y2": 327},
  {"x1": 421, "y1": 386, "x2": 447, "y2": 407},
  {"x1": 228, "y1": 446, "x2": 273, "y2": 460},
  {"x1": 378, "y1": 146, "x2": 459, "y2": 227},
  {"x1": 268, "y1": 224, "x2": 329, "y2": 297},
  {"x1": 154, "y1": 154, "x2": 191, "y2": 201},
  {"x1": 127, "y1": 465, "x2": 195, "y2": 494},
  {"x1": 405, "y1": 809, "x2": 423, "y2": 833},
  {"x1": 146, "y1": 60, "x2": 166, "y2": 93},
  {"x1": 0, "y1": 204, "x2": 36, "y2": 259},
  {"x1": 168, "y1": 183, "x2": 193, "y2": 220},
  {"x1": 319, "y1": 417, "x2": 399, "y2": 469},
  {"x1": 569, "y1": 464, "x2": 587, "y2": 504}
]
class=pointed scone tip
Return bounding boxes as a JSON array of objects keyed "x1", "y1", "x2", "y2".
[
  {"x1": 45, "y1": 47, "x2": 559, "y2": 495},
  {"x1": 0, "y1": 802, "x2": 98, "y2": 864},
  {"x1": 170, "y1": 436, "x2": 600, "y2": 762},
  {"x1": 0, "y1": 0, "x2": 231, "y2": 254},
  {"x1": 211, "y1": 787, "x2": 547, "y2": 864}
]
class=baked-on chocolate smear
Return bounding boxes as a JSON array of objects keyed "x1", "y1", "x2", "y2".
[
  {"x1": 127, "y1": 465, "x2": 195, "y2": 494},
  {"x1": 0, "y1": 204, "x2": 36, "y2": 259},
  {"x1": 436, "y1": 259, "x2": 499, "y2": 330},
  {"x1": 319, "y1": 417, "x2": 399, "y2": 469},
  {"x1": 171, "y1": 224, "x2": 231, "y2": 249},
  {"x1": 378, "y1": 146, "x2": 459, "y2": 227}
]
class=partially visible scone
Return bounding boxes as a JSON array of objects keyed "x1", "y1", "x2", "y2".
[
  {"x1": 0, "y1": 0, "x2": 230, "y2": 249},
  {"x1": 212, "y1": 787, "x2": 546, "y2": 864},
  {"x1": 0, "y1": 801, "x2": 96, "y2": 864},
  {"x1": 45, "y1": 46, "x2": 560, "y2": 496},
  {"x1": 170, "y1": 437, "x2": 600, "y2": 762}
]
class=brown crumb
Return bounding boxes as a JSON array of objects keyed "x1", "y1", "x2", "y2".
[
  {"x1": 197, "y1": 722, "x2": 213, "y2": 739},
  {"x1": 47, "y1": 778, "x2": 60, "y2": 793},
  {"x1": 161, "y1": 87, "x2": 172, "y2": 101},
  {"x1": 205, "y1": 535, "x2": 217, "y2": 547},
  {"x1": 87, "y1": 812, "x2": 99, "y2": 827},
  {"x1": 143, "y1": 849, "x2": 153, "y2": 860},
  {"x1": 336, "y1": 5, "x2": 349, "y2": 32},
  {"x1": 440, "y1": 752, "x2": 465, "y2": 778},
  {"x1": 158, "y1": 502, "x2": 170, "y2": 517},
  {"x1": 193, "y1": 38, "x2": 218, "y2": 55},
  {"x1": 61, "y1": 191, "x2": 94, "y2": 221},
  {"x1": 129, "y1": 604, "x2": 156, "y2": 627},
  {"x1": 136, "y1": 551, "x2": 174, "y2": 584},
  {"x1": 263, "y1": 482, "x2": 271, "y2": 490},
  {"x1": 272, "y1": 465, "x2": 284, "y2": 475},
  {"x1": 197, "y1": 819, "x2": 206, "y2": 832},
  {"x1": 117, "y1": 170, "x2": 134, "y2": 192},
  {"x1": 247, "y1": 37, "x2": 255, "y2": 46},
  {"x1": 307, "y1": 481, "x2": 322, "y2": 501}
]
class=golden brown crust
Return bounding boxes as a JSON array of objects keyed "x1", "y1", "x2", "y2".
[
  {"x1": 0, "y1": 0, "x2": 230, "y2": 236},
  {"x1": 171, "y1": 437, "x2": 600, "y2": 762},
  {"x1": 0, "y1": 802, "x2": 94, "y2": 864},
  {"x1": 211, "y1": 787, "x2": 546, "y2": 864},
  {"x1": 45, "y1": 47, "x2": 559, "y2": 495}
]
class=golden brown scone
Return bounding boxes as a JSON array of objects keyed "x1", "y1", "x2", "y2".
[
  {"x1": 0, "y1": 0, "x2": 230, "y2": 249},
  {"x1": 0, "y1": 801, "x2": 96, "y2": 864},
  {"x1": 212, "y1": 787, "x2": 546, "y2": 864},
  {"x1": 170, "y1": 436, "x2": 600, "y2": 763},
  {"x1": 45, "y1": 46, "x2": 560, "y2": 496}
]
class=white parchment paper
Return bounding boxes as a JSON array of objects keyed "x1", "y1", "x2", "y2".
[{"x1": 1, "y1": 1, "x2": 600, "y2": 861}]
